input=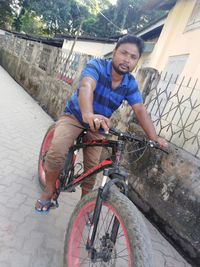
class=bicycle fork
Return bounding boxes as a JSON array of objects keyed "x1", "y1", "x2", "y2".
[{"x1": 86, "y1": 168, "x2": 129, "y2": 262}]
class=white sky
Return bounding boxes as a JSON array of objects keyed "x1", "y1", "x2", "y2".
[{"x1": 109, "y1": 0, "x2": 117, "y2": 5}]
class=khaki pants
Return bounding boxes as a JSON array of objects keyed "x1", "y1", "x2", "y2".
[{"x1": 45, "y1": 115, "x2": 104, "y2": 192}]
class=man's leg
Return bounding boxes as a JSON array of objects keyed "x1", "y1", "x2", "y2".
[
  {"x1": 81, "y1": 131, "x2": 104, "y2": 198},
  {"x1": 35, "y1": 115, "x2": 83, "y2": 210}
]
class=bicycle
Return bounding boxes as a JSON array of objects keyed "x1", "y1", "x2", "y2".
[{"x1": 38, "y1": 124, "x2": 164, "y2": 267}]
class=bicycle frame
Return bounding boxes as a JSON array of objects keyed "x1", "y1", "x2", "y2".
[
  {"x1": 57, "y1": 132, "x2": 130, "y2": 258},
  {"x1": 59, "y1": 136, "x2": 128, "y2": 192}
]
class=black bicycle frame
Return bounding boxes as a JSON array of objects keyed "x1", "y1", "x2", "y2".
[
  {"x1": 60, "y1": 140, "x2": 115, "y2": 192},
  {"x1": 58, "y1": 133, "x2": 129, "y2": 260}
]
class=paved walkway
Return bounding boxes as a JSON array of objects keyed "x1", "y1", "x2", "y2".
[{"x1": 0, "y1": 66, "x2": 192, "y2": 267}]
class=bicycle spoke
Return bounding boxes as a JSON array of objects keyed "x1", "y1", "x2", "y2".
[
  {"x1": 113, "y1": 254, "x2": 129, "y2": 262},
  {"x1": 77, "y1": 222, "x2": 87, "y2": 245},
  {"x1": 94, "y1": 207, "x2": 110, "y2": 246},
  {"x1": 65, "y1": 192, "x2": 135, "y2": 266},
  {"x1": 115, "y1": 230, "x2": 124, "y2": 240},
  {"x1": 115, "y1": 247, "x2": 128, "y2": 256},
  {"x1": 90, "y1": 206, "x2": 129, "y2": 265}
]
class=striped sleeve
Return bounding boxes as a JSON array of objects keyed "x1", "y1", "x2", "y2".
[
  {"x1": 80, "y1": 59, "x2": 100, "y2": 81},
  {"x1": 125, "y1": 80, "x2": 143, "y2": 105}
]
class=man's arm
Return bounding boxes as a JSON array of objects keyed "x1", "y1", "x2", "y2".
[
  {"x1": 78, "y1": 77, "x2": 110, "y2": 132},
  {"x1": 132, "y1": 103, "x2": 168, "y2": 148}
]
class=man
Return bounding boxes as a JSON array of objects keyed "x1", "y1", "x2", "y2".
[{"x1": 35, "y1": 34, "x2": 168, "y2": 212}]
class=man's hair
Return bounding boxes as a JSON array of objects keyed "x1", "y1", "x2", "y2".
[{"x1": 115, "y1": 35, "x2": 144, "y2": 57}]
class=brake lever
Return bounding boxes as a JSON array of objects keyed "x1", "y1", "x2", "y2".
[{"x1": 148, "y1": 140, "x2": 169, "y2": 154}]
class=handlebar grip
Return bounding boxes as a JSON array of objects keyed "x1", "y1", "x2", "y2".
[{"x1": 148, "y1": 140, "x2": 169, "y2": 154}]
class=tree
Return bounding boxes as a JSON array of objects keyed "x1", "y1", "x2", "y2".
[
  {"x1": 20, "y1": 10, "x2": 45, "y2": 34},
  {"x1": 0, "y1": 0, "x2": 14, "y2": 29},
  {"x1": 4, "y1": 0, "x2": 167, "y2": 38},
  {"x1": 30, "y1": 0, "x2": 88, "y2": 35},
  {"x1": 78, "y1": 0, "x2": 111, "y2": 15},
  {"x1": 12, "y1": 0, "x2": 31, "y2": 31},
  {"x1": 82, "y1": 5, "x2": 118, "y2": 37},
  {"x1": 82, "y1": 0, "x2": 167, "y2": 38}
]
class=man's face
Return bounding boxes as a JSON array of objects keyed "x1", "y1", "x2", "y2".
[{"x1": 112, "y1": 43, "x2": 140, "y2": 75}]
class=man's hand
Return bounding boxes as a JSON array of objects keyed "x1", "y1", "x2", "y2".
[
  {"x1": 156, "y1": 137, "x2": 168, "y2": 149},
  {"x1": 82, "y1": 112, "x2": 111, "y2": 133},
  {"x1": 132, "y1": 104, "x2": 168, "y2": 149}
]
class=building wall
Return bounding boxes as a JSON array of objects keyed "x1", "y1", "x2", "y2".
[
  {"x1": 147, "y1": 0, "x2": 200, "y2": 79},
  {"x1": 62, "y1": 39, "x2": 115, "y2": 57},
  {"x1": 135, "y1": 0, "x2": 200, "y2": 159}
]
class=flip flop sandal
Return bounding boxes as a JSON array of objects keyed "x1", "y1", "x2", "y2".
[{"x1": 35, "y1": 199, "x2": 57, "y2": 214}]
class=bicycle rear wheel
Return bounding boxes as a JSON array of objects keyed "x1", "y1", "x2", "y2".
[
  {"x1": 38, "y1": 123, "x2": 55, "y2": 189},
  {"x1": 64, "y1": 189, "x2": 154, "y2": 267}
]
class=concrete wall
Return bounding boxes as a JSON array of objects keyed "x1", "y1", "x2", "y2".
[
  {"x1": 0, "y1": 34, "x2": 89, "y2": 120},
  {"x1": 127, "y1": 123, "x2": 200, "y2": 266},
  {"x1": 0, "y1": 50, "x2": 70, "y2": 120}
]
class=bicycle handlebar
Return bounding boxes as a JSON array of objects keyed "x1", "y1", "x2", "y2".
[
  {"x1": 73, "y1": 124, "x2": 168, "y2": 154},
  {"x1": 108, "y1": 128, "x2": 169, "y2": 154}
]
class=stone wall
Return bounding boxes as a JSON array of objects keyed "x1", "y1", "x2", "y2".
[
  {"x1": 0, "y1": 34, "x2": 89, "y2": 120},
  {"x1": 126, "y1": 123, "x2": 200, "y2": 266}
]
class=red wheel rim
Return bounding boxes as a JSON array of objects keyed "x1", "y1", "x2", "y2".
[
  {"x1": 67, "y1": 200, "x2": 132, "y2": 267},
  {"x1": 39, "y1": 127, "x2": 55, "y2": 187}
]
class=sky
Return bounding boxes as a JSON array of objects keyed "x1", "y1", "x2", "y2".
[{"x1": 109, "y1": 0, "x2": 117, "y2": 5}]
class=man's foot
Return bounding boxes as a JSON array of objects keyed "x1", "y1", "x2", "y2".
[
  {"x1": 35, "y1": 190, "x2": 56, "y2": 213},
  {"x1": 35, "y1": 199, "x2": 56, "y2": 213}
]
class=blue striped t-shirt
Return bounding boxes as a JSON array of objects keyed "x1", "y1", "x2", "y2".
[{"x1": 64, "y1": 59, "x2": 143, "y2": 124}]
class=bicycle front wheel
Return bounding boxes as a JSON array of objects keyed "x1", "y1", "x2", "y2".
[{"x1": 64, "y1": 189, "x2": 154, "y2": 267}]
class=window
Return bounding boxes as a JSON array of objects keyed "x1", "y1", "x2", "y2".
[
  {"x1": 185, "y1": 0, "x2": 200, "y2": 32},
  {"x1": 163, "y1": 54, "x2": 189, "y2": 82},
  {"x1": 159, "y1": 54, "x2": 188, "y2": 101}
]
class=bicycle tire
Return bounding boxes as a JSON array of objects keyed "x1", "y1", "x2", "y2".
[
  {"x1": 63, "y1": 188, "x2": 154, "y2": 267},
  {"x1": 38, "y1": 123, "x2": 56, "y2": 190}
]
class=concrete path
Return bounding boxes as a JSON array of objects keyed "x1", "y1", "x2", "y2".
[{"x1": 0, "y1": 66, "x2": 192, "y2": 267}]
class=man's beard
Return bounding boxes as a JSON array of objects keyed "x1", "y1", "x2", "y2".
[{"x1": 112, "y1": 62, "x2": 130, "y2": 75}]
